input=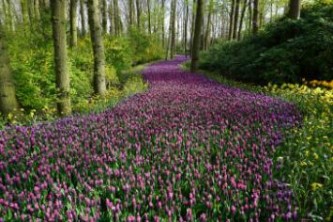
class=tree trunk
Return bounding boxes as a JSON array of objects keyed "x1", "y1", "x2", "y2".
[
  {"x1": 69, "y1": 0, "x2": 78, "y2": 48},
  {"x1": 80, "y1": 0, "x2": 86, "y2": 35},
  {"x1": 238, "y1": 0, "x2": 247, "y2": 40},
  {"x1": 101, "y1": 0, "x2": 108, "y2": 32},
  {"x1": 87, "y1": 0, "x2": 106, "y2": 95},
  {"x1": 161, "y1": 0, "x2": 165, "y2": 46},
  {"x1": 50, "y1": 0, "x2": 71, "y2": 116},
  {"x1": 184, "y1": 0, "x2": 189, "y2": 56},
  {"x1": 233, "y1": 0, "x2": 240, "y2": 39},
  {"x1": 34, "y1": 0, "x2": 40, "y2": 20},
  {"x1": 0, "y1": 27, "x2": 19, "y2": 116},
  {"x1": 228, "y1": 0, "x2": 235, "y2": 40},
  {"x1": 204, "y1": 0, "x2": 213, "y2": 50},
  {"x1": 252, "y1": 0, "x2": 259, "y2": 34},
  {"x1": 190, "y1": 0, "x2": 203, "y2": 72},
  {"x1": 113, "y1": 0, "x2": 122, "y2": 36},
  {"x1": 20, "y1": 0, "x2": 29, "y2": 25},
  {"x1": 129, "y1": 0, "x2": 134, "y2": 27},
  {"x1": 288, "y1": 0, "x2": 301, "y2": 19},
  {"x1": 147, "y1": 0, "x2": 152, "y2": 34},
  {"x1": 170, "y1": 0, "x2": 177, "y2": 59},
  {"x1": 190, "y1": 0, "x2": 196, "y2": 56},
  {"x1": 136, "y1": 0, "x2": 141, "y2": 29}
]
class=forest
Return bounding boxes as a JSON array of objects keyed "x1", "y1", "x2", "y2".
[{"x1": 0, "y1": 0, "x2": 332, "y2": 221}]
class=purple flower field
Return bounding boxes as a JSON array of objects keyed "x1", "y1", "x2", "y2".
[{"x1": 0, "y1": 56, "x2": 301, "y2": 221}]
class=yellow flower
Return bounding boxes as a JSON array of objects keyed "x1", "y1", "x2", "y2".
[
  {"x1": 313, "y1": 153, "x2": 319, "y2": 160},
  {"x1": 311, "y1": 182, "x2": 323, "y2": 191}
]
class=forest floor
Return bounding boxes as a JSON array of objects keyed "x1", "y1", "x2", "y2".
[{"x1": 1, "y1": 56, "x2": 305, "y2": 221}]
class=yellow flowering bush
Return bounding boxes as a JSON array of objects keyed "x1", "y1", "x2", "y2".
[{"x1": 263, "y1": 83, "x2": 333, "y2": 221}]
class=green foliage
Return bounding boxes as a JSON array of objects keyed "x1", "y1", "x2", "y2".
[
  {"x1": 128, "y1": 28, "x2": 164, "y2": 64},
  {"x1": 104, "y1": 36, "x2": 133, "y2": 73},
  {"x1": 199, "y1": 3, "x2": 333, "y2": 84}
]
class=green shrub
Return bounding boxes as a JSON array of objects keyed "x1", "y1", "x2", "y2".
[{"x1": 199, "y1": 2, "x2": 333, "y2": 84}]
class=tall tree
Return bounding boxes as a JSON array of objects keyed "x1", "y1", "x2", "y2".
[
  {"x1": 50, "y1": 0, "x2": 71, "y2": 116},
  {"x1": 228, "y1": 0, "x2": 235, "y2": 40},
  {"x1": 190, "y1": 0, "x2": 203, "y2": 72},
  {"x1": 184, "y1": 0, "x2": 189, "y2": 55},
  {"x1": 288, "y1": 0, "x2": 301, "y2": 19},
  {"x1": 87, "y1": 0, "x2": 107, "y2": 95},
  {"x1": 252, "y1": 0, "x2": 259, "y2": 34},
  {"x1": 161, "y1": 0, "x2": 165, "y2": 46},
  {"x1": 136, "y1": 0, "x2": 141, "y2": 29},
  {"x1": 233, "y1": 0, "x2": 240, "y2": 39},
  {"x1": 0, "y1": 26, "x2": 19, "y2": 116},
  {"x1": 79, "y1": 0, "x2": 86, "y2": 35},
  {"x1": 238, "y1": 0, "x2": 248, "y2": 40},
  {"x1": 69, "y1": 0, "x2": 78, "y2": 48},
  {"x1": 204, "y1": 0, "x2": 213, "y2": 50},
  {"x1": 101, "y1": 0, "x2": 108, "y2": 32},
  {"x1": 113, "y1": 0, "x2": 122, "y2": 36},
  {"x1": 147, "y1": 0, "x2": 152, "y2": 34},
  {"x1": 170, "y1": 0, "x2": 177, "y2": 58},
  {"x1": 128, "y1": 0, "x2": 135, "y2": 27}
]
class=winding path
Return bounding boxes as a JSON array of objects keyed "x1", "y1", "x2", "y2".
[{"x1": 0, "y1": 56, "x2": 300, "y2": 221}]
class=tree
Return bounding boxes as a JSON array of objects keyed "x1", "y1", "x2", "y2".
[
  {"x1": 50, "y1": 0, "x2": 71, "y2": 116},
  {"x1": 204, "y1": 0, "x2": 213, "y2": 50},
  {"x1": 228, "y1": 0, "x2": 235, "y2": 40},
  {"x1": 87, "y1": 0, "x2": 107, "y2": 95},
  {"x1": 233, "y1": 0, "x2": 240, "y2": 39},
  {"x1": 252, "y1": 0, "x2": 259, "y2": 34},
  {"x1": 129, "y1": 0, "x2": 135, "y2": 27},
  {"x1": 147, "y1": 0, "x2": 152, "y2": 34},
  {"x1": 0, "y1": 26, "x2": 19, "y2": 116},
  {"x1": 136, "y1": 0, "x2": 141, "y2": 29},
  {"x1": 80, "y1": 0, "x2": 86, "y2": 35},
  {"x1": 170, "y1": 0, "x2": 177, "y2": 58},
  {"x1": 190, "y1": 0, "x2": 203, "y2": 72},
  {"x1": 69, "y1": 0, "x2": 78, "y2": 48},
  {"x1": 101, "y1": 0, "x2": 108, "y2": 32},
  {"x1": 288, "y1": 0, "x2": 301, "y2": 19},
  {"x1": 238, "y1": 0, "x2": 248, "y2": 40}
]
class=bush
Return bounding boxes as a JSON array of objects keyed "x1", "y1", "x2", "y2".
[{"x1": 199, "y1": 2, "x2": 333, "y2": 84}]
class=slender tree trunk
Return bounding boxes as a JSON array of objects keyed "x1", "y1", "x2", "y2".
[
  {"x1": 101, "y1": 0, "x2": 108, "y2": 32},
  {"x1": 136, "y1": 0, "x2": 141, "y2": 29},
  {"x1": 69, "y1": 0, "x2": 78, "y2": 48},
  {"x1": 161, "y1": 0, "x2": 165, "y2": 46},
  {"x1": 233, "y1": 0, "x2": 240, "y2": 39},
  {"x1": 204, "y1": 0, "x2": 213, "y2": 50},
  {"x1": 184, "y1": 0, "x2": 189, "y2": 56},
  {"x1": 190, "y1": 0, "x2": 196, "y2": 56},
  {"x1": 228, "y1": 0, "x2": 235, "y2": 40},
  {"x1": 190, "y1": 0, "x2": 203, "y2": 72},
  {"x1": 248, "y1": 0, "x2": 252, "y2": 33},
  {"x1": 129, "y1": 0, "x2": 134, "y2": 27},
  {"x1": 287, "y1": 0, "x2": 301, "y2": 19},
  {"x1": 109, "y1": 0, "x2": 114, "y2": 34},
  {"x1": 34, "y1": 0, "x2": 40, "y2": 20},
  {"x1": 170, "y1": 0, "x2": 177, "y2": 58},
  {"x1": 80, "y1": 0, "x2": 86, "y2": 35},
  {"x1": 20, "y1": 0, "x2": 29, "y2": 25},
  {"x1": 113, "y1": 0, "x2": 122, "y2": 36},
  {"x1": 147, "y1": 0, "x2": 152, "y2": 34},
  {"x1": 0, "y1": 27, "x2": 19, "y2": 116},
  {"x1": 87, "y1": 0, "x2": 106, "y2": 95},
  {"x1": 238, "y1": 0, "x2": 247, "y2": 40},
  {"x1": 252, "y1": 0, "x2": 259, "y2": 34},
  {"x1": 50, "y1": 0, "x2": 71, "y2": 116}
]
